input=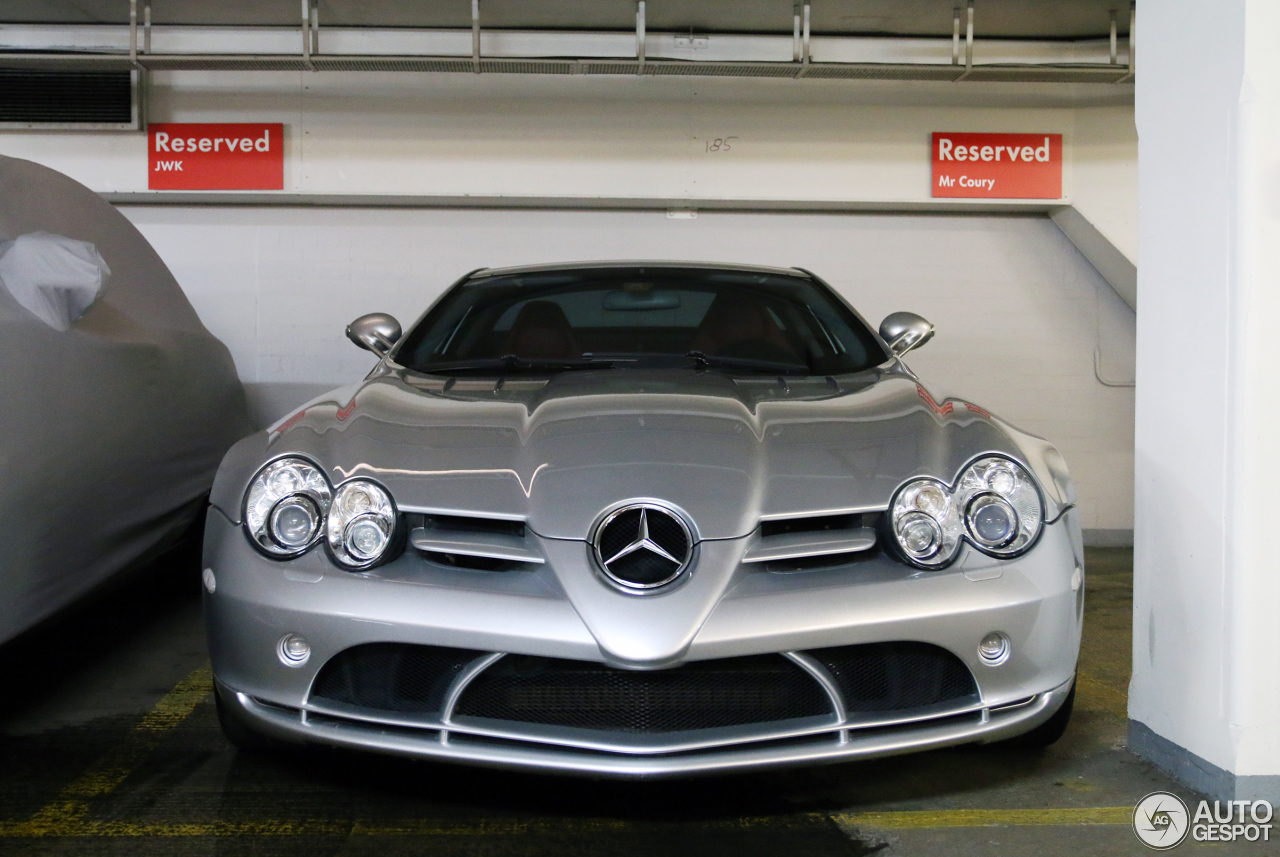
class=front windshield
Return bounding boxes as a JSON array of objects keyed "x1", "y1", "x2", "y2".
[{"x1": 394, "y1": 266, "x2": 890, "y2": 376}]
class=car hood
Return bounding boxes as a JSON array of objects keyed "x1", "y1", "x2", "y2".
[{"x1": 216, "y1": 367, "x2": 1067, "y2": 540}]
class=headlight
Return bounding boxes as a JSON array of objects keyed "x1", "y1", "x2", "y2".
[
  {"x1": 244, "y1": 457, "x2": 332, "y2": 557},
  {"x1": 888, "y1": 455, "x2": 1044, "y2": 569},
  {"x1": 890, "y1": 479, "x2": 963, "y2": 568},
  {"x1": 326, "y1": 479, "x2": 399, "y2": 569}
]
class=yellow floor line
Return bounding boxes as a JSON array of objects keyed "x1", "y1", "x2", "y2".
[
  {"x1": 1074, "y1": 672, "x2": 1129, "y2": 719},
  {"x1": 135, "y1": 666, "x2": 215, "y2": 732},
  {"x1": 20, "y1": 664, "x2": 213, "y2": 828},
  {"x1": 832, "y1": 806, "x2": 1132, "y2": 829},
  {"x1": 0, "y1": 808, "x2": 1136, "y2": 838}
]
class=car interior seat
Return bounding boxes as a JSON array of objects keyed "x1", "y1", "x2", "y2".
[{"x1": 502, "y1": 300, "x2": 581, "y2": 360}]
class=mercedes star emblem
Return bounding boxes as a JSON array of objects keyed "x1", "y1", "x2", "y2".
[{"x1": 593, "y1": 504, "x2": 694, "y2": 590}]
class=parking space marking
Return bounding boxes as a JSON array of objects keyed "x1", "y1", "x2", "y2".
[
  {"x1": 832, "y1": 806, "x2": 1131, "y2": 829},
  {"x1": 4, "y1": 664, "x2": 213, "y2": 835},
  {"x1": 1074, "y1": 671, "x2": 1129, "y2": 718},
  {"x1": 0, "y1": 808, "x2": 1136, "y2": 839}
]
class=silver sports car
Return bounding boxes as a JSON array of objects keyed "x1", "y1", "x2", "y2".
[{"x1": 204, "y1": 261, "x2": 1083, "y2": 777}]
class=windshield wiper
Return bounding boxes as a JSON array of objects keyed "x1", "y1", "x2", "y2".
[
  {"x1": 416, "y1": 354, "x2": 633, "y2": 375},
  {"x1": 684, "y1": 351, "x2": 810, "y2": 376}
]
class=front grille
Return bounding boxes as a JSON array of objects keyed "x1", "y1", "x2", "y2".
[
  {"x1": 310, "y1": 643, "x2": 484, "y2": 714},
  {"x1": 453, "y1": 654, "x2": 832, "y2": 733},
  {"x1": 808, "y1": 642, "x2": 979, "y2": 713},
  {"x1": 307, "y1": 641, "x2": 979, "y2": 739}
]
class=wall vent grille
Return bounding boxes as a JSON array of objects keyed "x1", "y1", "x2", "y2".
[{"x1": 0, "y1": 68, "x2": 137, "y2": 129}]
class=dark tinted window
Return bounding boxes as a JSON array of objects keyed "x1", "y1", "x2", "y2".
[{"x1": 394, "y1": 267, "x2": 889, "y2": 376}]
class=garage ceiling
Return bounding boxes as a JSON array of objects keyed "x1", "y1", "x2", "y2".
[{"x1": 4, "y1": 1, "x2": 1133, "y2": 39}]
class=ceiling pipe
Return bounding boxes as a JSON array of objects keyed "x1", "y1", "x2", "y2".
[
  {"x1": 952, "y1": 6, "x2": 960, "y2": 65},
  {"x1": 1118, "y1": 0, "x2": 1134, "y2": 83},
  {"x1": 794, "y1": 2, "x2": 810, "y2": 77},
  {"x1": 310, "y1": 0, "x2": 319, "y2": 56},
  {"x1": 1109, "y1": 10, "x2": 1117, "y2": 64},
  {"x1": 3, "y1": 9, "x2": 1136, "y2": 84},
  {"x1": 128, "y1": 0, "x2": 137, "y2": 66},
  {"x1": 956, "y1": 0, "x2": 975, "y2": 81},
  {"x1": 802, "y1": 2, "x2": 811, "y2": 65},
  {"x1": 792, "y1": 5, "x2": 801, "y2": 62},
  {"x1": 636, "y1": 1, "x2": 645, "y2": 73},
  {"x1": 300, "y1": 0, "x2": 313, "y2": 70},
  {"x1": 471, "y1": 0, "x2": 480, "y2": 73}
]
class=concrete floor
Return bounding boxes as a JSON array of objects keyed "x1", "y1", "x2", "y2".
[{"x1": 0, "y1": 546, "x2": 1258, "y2": 855}]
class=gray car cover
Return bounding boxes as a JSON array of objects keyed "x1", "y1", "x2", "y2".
[{"x1": 0, "y1": 155, "x2": 252, "y2": 644}]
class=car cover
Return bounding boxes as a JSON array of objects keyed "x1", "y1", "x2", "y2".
[{"x1": 0, "y1": 155, "x2": 253, "y2": 644}]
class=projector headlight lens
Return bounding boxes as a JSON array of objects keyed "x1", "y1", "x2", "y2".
[
  {"x1": 957, "y1": 457, "x2": 1043, "y2": 556},
  {"x1": 327, "y1": 480, "x2": 398, "y2": 569},
  {"x1": 269, "y1": 495, "x2": 321, "y2": 550},
  {"x1": 888, "y1": 455, "x2": 1045, "y2": 569},
  {"x1": 244, "y1": 457, "x2": 331, "y2": 557},
  {"x1": 965, "y1": 493, "x2": 1018, "y2": 548}
]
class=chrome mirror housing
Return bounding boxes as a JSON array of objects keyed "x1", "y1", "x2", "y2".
[
  {"x1": 346, "y1": 313, "x2": 402, "y2": 356},
  {"x1": 879, "y1": 312, "x2": 935, "y2": 357}
]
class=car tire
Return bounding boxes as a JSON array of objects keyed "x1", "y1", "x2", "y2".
[
  {"x1": 994, "y1": 677, "x2": 1075, "y2": 749},
  {"x1": 214, "y1": 684, "x2": 286, "y2": 753}
]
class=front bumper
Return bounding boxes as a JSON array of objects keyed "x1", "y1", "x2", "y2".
[
  {"x1": 218, "y1": 675, "x2": 1074, "y2": 778},
  {"x1": 204, "y1": 506, "x2": 1084, "y2": 776}
]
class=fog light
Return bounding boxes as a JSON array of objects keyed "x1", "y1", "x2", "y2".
[
  {"x1": 978, "y1": 631, "x2": 1010, "y2": 666},
  {"x1": 277, "y1": 633, "x2": 311, "y2": 667}
]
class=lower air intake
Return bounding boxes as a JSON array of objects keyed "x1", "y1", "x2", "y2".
[
  {"x1": 807, "y1": 642, "x2": 979, "y2": 713},
  {"x1": 454, "y1": 654, "x2": 833, "y2": 733},
  {"x1": 310, "y1": 643, "x2": 484, "y2": 714}
]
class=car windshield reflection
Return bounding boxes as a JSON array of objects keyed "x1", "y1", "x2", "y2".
[{"x1": 394, "y1": 266, "x2": 889, "y2": 377}]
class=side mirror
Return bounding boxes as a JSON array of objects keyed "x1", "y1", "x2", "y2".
[
  {"x1": 346, "y1": 313, "x2": 402, "y2": 356},
  {"x1": 878, "y1": 312, "x2": 934, "y2": 357}
]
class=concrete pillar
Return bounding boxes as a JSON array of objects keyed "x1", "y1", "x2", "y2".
[{"x1": 1130, "y1": 0, "x2": 1280, "y2": 801}]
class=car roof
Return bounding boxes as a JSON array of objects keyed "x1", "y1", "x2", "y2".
[{"x1": 468, "y1": 260, "x2": 810, "y2": 280}]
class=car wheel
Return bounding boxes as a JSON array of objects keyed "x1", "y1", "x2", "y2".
[
  {"x1": 214, "y1": 684, "x2": 286, "y2": 753},
  {"x1": 995, "y1": 677, "x2": 1075, "y2": 749}
]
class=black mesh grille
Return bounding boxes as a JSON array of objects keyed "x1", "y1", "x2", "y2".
[
  {"x1": 807, "y1": 642, "x2": 978, "y2": 713},
  {"x1": 454, "y1": 654, "x2": 832, "y2": 733},
  {"x1": 0, "y1": 69, "x2": 133, "y2": 124},
  {"x1": 310, "y1": 643, "x2": 484, "y2": 714}
]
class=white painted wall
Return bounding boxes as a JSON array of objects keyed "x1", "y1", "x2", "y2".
[
  {"x1": 1130, "y1": 0, "x2": 1280, "y2": 799},
  {"x1": 121, "y1": 205, "x2": 1135, "y2": 533},
  {"x1": 1071, "y1": 104, "x2": 1139, "y2": 264},
  {"x1": 0, "y1": 72, "x2": 1133, "y2": 226}
]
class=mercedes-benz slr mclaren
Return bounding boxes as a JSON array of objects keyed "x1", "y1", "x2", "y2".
[{"x1": 203, "y1": 261, "x2": 1084, "y2": 777}]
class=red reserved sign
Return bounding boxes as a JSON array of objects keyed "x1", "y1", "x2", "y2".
[
  {"x1": 148, "y1": 123, "x2": 283, "y2": 190},
  {"x1": 932, "y1": 132, "x2": 1061, "y2": 199}
]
